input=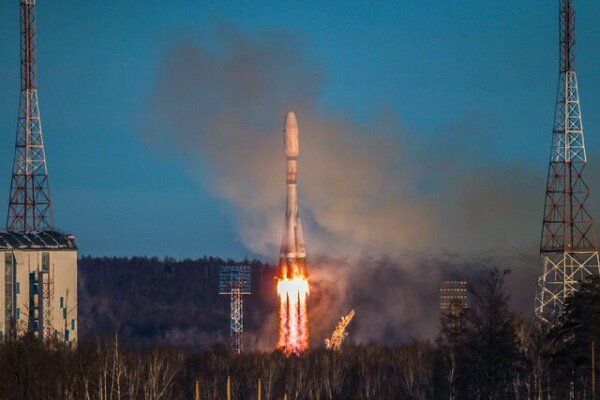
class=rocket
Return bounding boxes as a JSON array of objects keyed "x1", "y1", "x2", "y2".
[
  {"x1": 277, "y1": 110, "x2": 310, "y2": 355},
  {"x1": 279, "y1": 111, "x2": 306, "y2": 277}
]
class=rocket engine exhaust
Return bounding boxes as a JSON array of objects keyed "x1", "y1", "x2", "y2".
[{"x1": 277, "y1": 111, "x2": 310, "y2": 356}]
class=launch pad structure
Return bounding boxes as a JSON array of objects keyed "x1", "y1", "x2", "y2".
[
  {"x1": 219, "y1": 265, "x2": 251, "y2": 354},
  {"x1": 325, "y1": 309, "x2": 356, "y2": 351},
  {"x1": 0, "y1": 0, "x2": 78, "y2": 343},
  {"x1": 535, "y1": 0, "x2": 600, "y2": 322}
]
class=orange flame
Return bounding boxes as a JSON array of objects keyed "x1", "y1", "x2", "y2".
[{"x1": 277, "y1": 266, "x2": 309, "y2": 355}]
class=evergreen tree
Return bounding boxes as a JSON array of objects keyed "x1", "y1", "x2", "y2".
[
  {"x1": 547, "y1": 275, "x2": 600, "y2": 398},
  {"x1": 467, "y1": 269, "x2": 524, "y2": 400},
  {"x1": 434, "y1": 300, "x2": 469, "y2": 400},
  {"x1": 435, "y1": 269, "x2": 525, "y2": 400}
]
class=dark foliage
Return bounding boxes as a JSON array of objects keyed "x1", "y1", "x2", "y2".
[
  {"x1": 0, "y1": 337, "x2": 434, "y2": 400},
  {"x1": 78, "y1": 256, "x2": 277, "y2": 349},
  {"x1": 15, "y1": 258, "x2": 596, "y2": 399},
  {"x1": 545, "y1": 275, "x2": 600, "y2": 399},
  {"x1": 433, "y1": 268, "x2": 527, "y2": 400}
]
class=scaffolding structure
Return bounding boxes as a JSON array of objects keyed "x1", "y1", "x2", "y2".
[
  {"x1": 325, "y1": 309, "x2": 356, "y2": 351},
  {"x1": 219, "y1": 266, "x2": 251, "y2": 354},
  {"x1": 41, "y1": 273, "x2": 54, "y2": 339},
  {"x1": 27, "y1": 269, "x2": 53, "y2": 339}
]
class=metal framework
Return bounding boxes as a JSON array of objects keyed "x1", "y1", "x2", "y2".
[
  {"x1": 7, "y1": 0, "x2": 54, "y2": 232},
  {"x1": 41, "y1": 255, "x2": 54, "y2": 339},
  {"x1": 41, "y1": 275, "x2": 54, "y2": 339},
  {"x1": 535, "y1": 0, "x2": 600, "y2": 322},
  {"x1": 325, "y1": 309, "x2": 355, "y2": 351},
  {"x1": 219, "y1": 266, "x2": 251, "y2": 354},
  {"x1": 27, "y1": 269, "x2": 53, "y2": 339}
]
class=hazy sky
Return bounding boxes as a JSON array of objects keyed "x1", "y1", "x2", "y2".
[{"x1": 1, "y1": 1, "x2": 600, "y2": 258}]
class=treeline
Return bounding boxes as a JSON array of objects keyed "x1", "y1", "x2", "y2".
[
  {"x1": 78, "y1": 256, "x2": 278, "y2": 348},
  {"x1": 435, "y1": 269, "x2": 600, "y2": 399},
  {"x1": 0, "y1": 337, "x2": 433, "y2": 399},
  {"x1": 4, "y1": 268, "x2": 600, "y2": 399}
]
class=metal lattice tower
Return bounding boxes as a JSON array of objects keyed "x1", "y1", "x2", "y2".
[
  {"x1": 41, "y1": 268, "x2": 54, "y2": 339},
  {"x1": 535, "y1": 0, "x2": 600, "y2": 322},
  {"x1": 7, "y1": 0, "x2": 54, "y2": 233},
  {"x1": 230, "y1": 287, "x2": 242, "y2": 351},
  {"x1": 219, "y1": 266, "x2": 251, "y2": 354}
]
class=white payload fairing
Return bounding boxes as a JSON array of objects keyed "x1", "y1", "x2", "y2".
[{"x1": 279, "y1": 111, "x2": 306, "y2": 276}]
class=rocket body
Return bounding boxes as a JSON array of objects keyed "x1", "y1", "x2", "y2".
[
  {"x1": 280, "y1": 111, "x2": 306, "y2": 272},
  {"x1": 277, "y1": 111, "x2": 309, "y2": 355}
]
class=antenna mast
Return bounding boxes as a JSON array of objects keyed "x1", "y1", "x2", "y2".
[
  {"x1": 535, "y1": 0, "x2": 600, "y2": 322},
  {"x1": 7, "y1": 0, "x2": 54, "y2": 232}
]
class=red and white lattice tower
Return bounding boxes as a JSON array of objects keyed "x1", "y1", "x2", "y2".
[
  {"x1": 7, "y1": 0, "x2": 54, "y2": 232},
  {"x1": 535, "y1": 0, "x2": 600, "y2": 322}
]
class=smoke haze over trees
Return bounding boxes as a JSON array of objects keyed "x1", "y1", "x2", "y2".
[{"x1": 78, "y1": 255, "x2": 536, "y2": 346}]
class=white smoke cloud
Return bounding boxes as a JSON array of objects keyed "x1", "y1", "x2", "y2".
[{"x1": 142, "y1": 25, "x2": 556, "y2": 343}]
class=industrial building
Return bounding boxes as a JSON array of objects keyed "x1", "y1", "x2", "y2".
[{"x1": 0, "y1": 232, "x2": 77, "y2": 341}]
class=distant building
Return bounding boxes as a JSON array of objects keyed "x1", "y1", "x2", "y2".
[
  {"x1": 0, "y1": 231, "x2": 77, "y2": 343},
  {"x1": 440, "y1": 281, "x2": 468, "y2": 313}
]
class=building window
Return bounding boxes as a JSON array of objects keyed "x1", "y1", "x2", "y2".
[
  {"x1": 71, "y1": 319, "x2": 75, "y2": 330},
  {"x1": 60, "y1": 297, "x2": 64, "y2": 308},
  {"x1": 15, "y1": 308, "x2": 20, "y2": 319},
  {"x1": 42, "y1": 252, "x2": 49, "y2": 272},
  {"x1": 15, "y1": 282, "x2": 19, "y2": 295}
]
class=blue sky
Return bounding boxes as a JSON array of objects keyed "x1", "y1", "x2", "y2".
[{"x1": 0, "y1": 1, "x2": 599, "y2": 258}]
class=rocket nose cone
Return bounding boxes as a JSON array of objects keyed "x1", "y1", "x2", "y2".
[
  {"x1": 285, "y1": 111, "x2": 298, "y2": 130},
  {"x1": 284, "y1": 110, "x2": 299, "y2": 157}
]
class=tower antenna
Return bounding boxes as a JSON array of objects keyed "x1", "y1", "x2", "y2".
[
  {"x1": 535, "y1": 0, "x2": 600, "y2": 322},
  {"x1": 7, "y1": 0, "x2": 54, "y2": 232}
]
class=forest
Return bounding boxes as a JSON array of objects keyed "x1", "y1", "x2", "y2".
[
  {"x1": 78, "y1": 256, "x2": 277, "y2": 348},
  {"x1": 1, "y1": 258, "x2": 599, "y2": 399}
]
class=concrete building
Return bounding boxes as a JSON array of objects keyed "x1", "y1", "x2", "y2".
[{"x1": 0, "y1": 231, "x2": 77, "y2": 343}]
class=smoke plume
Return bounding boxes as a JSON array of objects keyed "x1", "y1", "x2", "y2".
[{"x1": 143, "y1": 25, "x2": 558, "y2": 343}]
